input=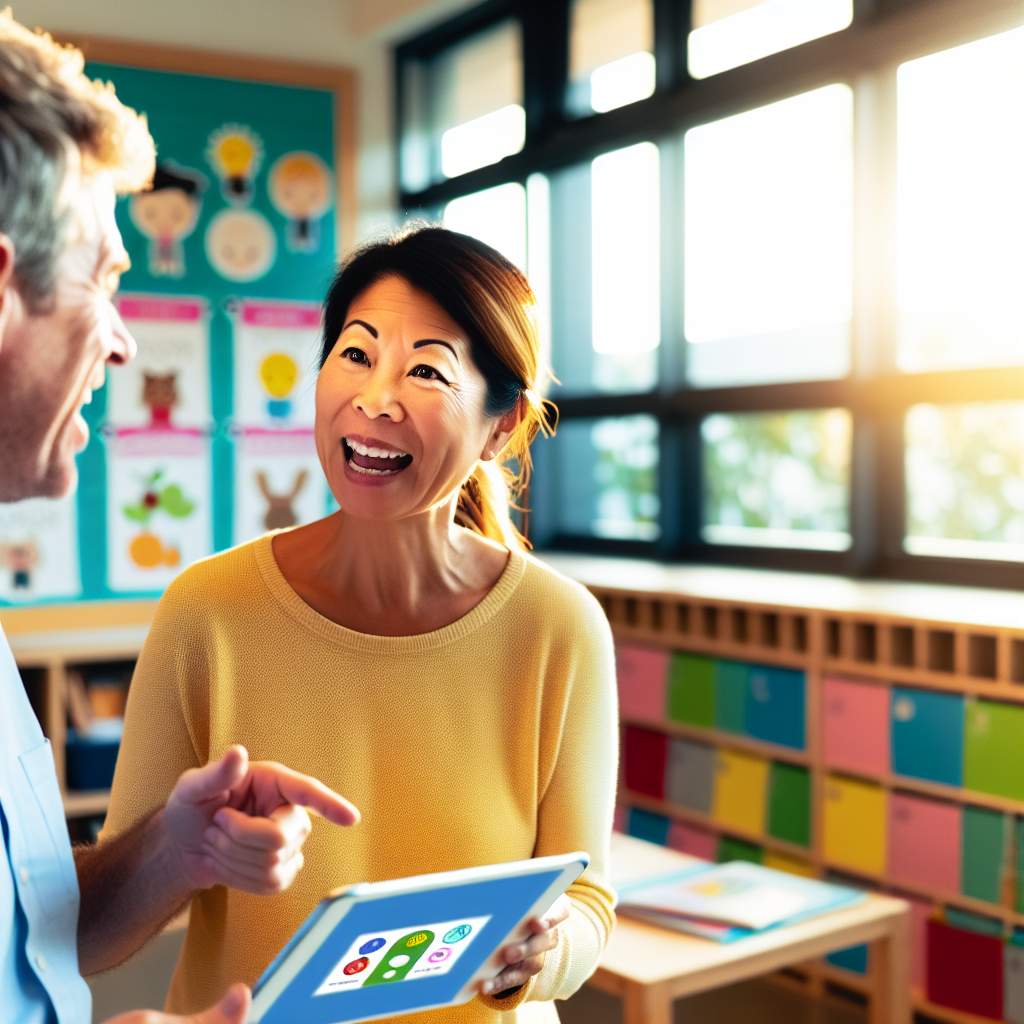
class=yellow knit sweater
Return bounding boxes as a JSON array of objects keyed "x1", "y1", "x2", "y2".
[{"x1": 103, "y1": 533, "x2": 618, "y2": 1021}]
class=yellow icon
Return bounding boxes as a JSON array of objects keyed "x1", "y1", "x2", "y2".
[
  {"x1": 405, "y1": 933, "x2": 430, "y2": 948},
  {"x1": 259, "y1": 352, "x2": 299, "y2": 399},
  {"x1": 207, "y1": 125, "x2": 263, "y2": 202}
]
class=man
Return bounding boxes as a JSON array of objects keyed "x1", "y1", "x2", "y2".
[{"x1": 0, "y1": 13, "x2": 360, "y2": 1023}]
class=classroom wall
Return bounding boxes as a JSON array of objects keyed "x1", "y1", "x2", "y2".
[{"x1": 8, "y1": 0, "x2": 474, "y2": 243}]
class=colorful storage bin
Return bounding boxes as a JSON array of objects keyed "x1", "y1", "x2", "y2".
[
  {"x1": 822, "y1": 676, "x2": 889, "y2": 777},
  {"x1": 616, "y1": 644, "x2": 669, "y2": 722},
  {"x1": 667, "y1": 653, "x2": 716, "y2": 728},
  {"x1": 891, "y1": 687, "x2": 964, "y2": 787},
  {"x1": 746, "y1": 665, "x2": 806, "y2": 750}
]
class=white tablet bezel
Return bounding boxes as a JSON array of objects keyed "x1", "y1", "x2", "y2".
[{"x1": 250, "y1": 851, "x2": 588, "y2": 1023}]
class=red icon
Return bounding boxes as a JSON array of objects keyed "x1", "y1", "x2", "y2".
[{"x1": 343, "y1": 957, "x2": 369, "y2": 976}]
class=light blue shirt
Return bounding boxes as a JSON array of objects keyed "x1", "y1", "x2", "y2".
[{"x1": 0, "y1": 628, "x2": 91, "y2": 1024}]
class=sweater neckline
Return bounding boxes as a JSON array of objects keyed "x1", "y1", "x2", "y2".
[{"x1": 252, "y1": 531, "x2": 527, "y2": 655}]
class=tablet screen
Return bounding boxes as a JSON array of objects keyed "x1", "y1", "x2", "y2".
[{"x1": 315, "y1": 915, "x2": 492, "y2": 995}]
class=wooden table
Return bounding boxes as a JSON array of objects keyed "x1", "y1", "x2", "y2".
[{"x1": 592, "y1": 834, "x2": 912, "y2": 1024}]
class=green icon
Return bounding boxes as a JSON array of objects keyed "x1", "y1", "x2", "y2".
[{"x1": 363, "y1": 930, "x2": 435, "y2": 986}]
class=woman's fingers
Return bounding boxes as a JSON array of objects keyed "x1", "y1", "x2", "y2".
[
  {"x1": 503, "y1": 928, "x2": 559, "y2": 965},
  {"x1": 481, "y1": 955, "x2": 546, "y2": 995}
]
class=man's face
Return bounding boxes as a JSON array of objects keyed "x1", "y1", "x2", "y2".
[{"x1": 0, "y1": 172, "x2": 136, "y2": 502}]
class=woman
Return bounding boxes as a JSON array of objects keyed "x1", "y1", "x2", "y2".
[{"x1": 104, "y1": 226, "x2": 619, "y2": 1021}]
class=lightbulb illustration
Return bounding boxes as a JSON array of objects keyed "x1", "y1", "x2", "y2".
[{"x1": 207, "y1": 124, "x2": 263, "y2": 203}]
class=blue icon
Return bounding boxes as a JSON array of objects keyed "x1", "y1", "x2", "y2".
[
  {"x1": 360, "y1": 937, "x2": 387, "y2": 955},
  {"x1": 443, "y1": 924, "x2": 472, "y2": 944}
]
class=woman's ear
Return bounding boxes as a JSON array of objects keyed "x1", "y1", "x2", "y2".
[
  {"x1": 0, "y1": 234, "x2": 17, "y2": 344},
  {"x1": 481, "y1": 396, "x2": 525, "y2": 461}
]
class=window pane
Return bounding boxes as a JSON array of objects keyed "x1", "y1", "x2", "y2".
[
  {"x1": 569, "y1": 0, "x2": 655, "y2": 115},
  {"x1": 688, "y1": 0, "x2": 852, "y2": 80},
  {"x1": 591, "y1": 142, "x2": 660, "y2": 390},
  {"x1": 905, "y1": 403, "x2": 1024, "y2": 561},
  {"x1": 433, "y1": 20, "x2": 525, "y2": 179},
  {"x1": 554, "y1": 416, "x2": 660, "y2": 540},
  {"x1": 444, "y1": 183, "x2": 527, "y2": 272},
  {"x1": 896, "y1": 27, "x2": 1024, "y2": 372},
  {"x1": 703, "y1": 409, "x2": 851, "y2": 549},
  {"x1": 684, "y1": 85, "x2": 853, "y2": 386}
]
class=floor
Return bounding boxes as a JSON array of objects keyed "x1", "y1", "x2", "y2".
[{"x1": 89, "y1": 928, "x2": 867, "y2": 1023}]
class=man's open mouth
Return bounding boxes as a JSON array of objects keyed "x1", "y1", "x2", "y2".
[{"x1": 342, "y1": 437, "x2": 414, "y2": 477}]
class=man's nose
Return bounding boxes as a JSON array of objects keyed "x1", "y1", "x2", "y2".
[{"x1": 106, "y1": 301, "x2": 137, "y2": 365}]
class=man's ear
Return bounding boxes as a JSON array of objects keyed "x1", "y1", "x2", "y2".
[{"x1": 0, "y1": 233, "x2": 17, "y2": 342}]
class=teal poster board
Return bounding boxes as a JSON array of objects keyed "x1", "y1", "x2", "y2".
[{"x1": 0, "y1": 59, "x2": 343, "y2": 606}]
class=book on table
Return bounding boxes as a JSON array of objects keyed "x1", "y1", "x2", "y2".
[{"x1": 612, "y1": 836, "x2": 863, "y2": 943}]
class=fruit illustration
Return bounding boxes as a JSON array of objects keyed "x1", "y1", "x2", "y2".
[{"x1": 122, "y1": 470, "x2": 195, "y2": 570}]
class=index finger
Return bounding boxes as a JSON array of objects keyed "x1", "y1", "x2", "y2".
[
  {"x1": 528, "y1": 900, "x2": 570, "y2": 933},
  {"x1": 261, "y1": 763, "x2": 361, "y2": 826}
]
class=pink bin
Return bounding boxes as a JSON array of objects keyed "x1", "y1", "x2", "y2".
[
  {"x1": 616, "y1": 645, "x2": 669, "y2": 723},
  {"x1": 888, "y1": 793, "x2": 961, "y2": 893},
  {"x1": 823, "y1": 676, "x2": 890, "y2": 777}
]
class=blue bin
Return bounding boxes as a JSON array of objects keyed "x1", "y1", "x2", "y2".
[
  {"x1": 891, "y1": 687, "x2": 964, "y2": 787},
  {"x1": 628, "y1": 808, "x2": 671, "y2": 846},
  {"x1": 745, "y1": 666, "x2": 806, "y2": 750}
]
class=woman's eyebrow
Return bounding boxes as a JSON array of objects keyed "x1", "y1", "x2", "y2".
[
  {"x1": 343, "y1": 318, "x2": 377, "y2": 337},
  {"x1": 413, "y1": 338, "x2": 460, "y2": 362}
]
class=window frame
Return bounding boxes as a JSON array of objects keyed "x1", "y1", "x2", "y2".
[{"x1": 395, "y1": 0, "x2": 1024, "y2": 589}]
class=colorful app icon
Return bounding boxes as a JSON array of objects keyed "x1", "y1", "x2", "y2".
[
  {"x1": 359, "y1": 937, "x2": 386, "y2": 955},
  {"x1": 343, "y1": 957, "x2": 369, "y2": 976},
  {"x1": 428, "y1": 947, "x2": 452, "y2": 964},
  {"x1": 363, "y1": 931, "x2": 435, "y2": 985},
  {"x1": 444, "y1": 924, "x2": 473, "y2": 944}
]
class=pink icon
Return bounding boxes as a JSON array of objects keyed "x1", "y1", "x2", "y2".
[{"x1": 428, "y1": 947, "x2": 452, "y2": 964}]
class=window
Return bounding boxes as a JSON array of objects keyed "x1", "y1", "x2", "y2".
[
  {"x1": 397, "y1": 1, "x2": 1024, "y2": 586},
  {"x1": 688, "y1": 0, "x2": 853, "y2": 80},
  {"x1": 684, "y1": 85, "x2": 853, "y2": 387},
  {"x1": 702, "y1": 410, "x2": 852, "y2": 550},
  {"x1": 568, "y1": 0, "x2": 655, "y2": 114},
  {"x1": 896, "y1": 26, "x2": 1024, "y2": 372},
  {"x1": 547, "y1": 416, "x2": 660, "y2": 541},
  {"x1": 905, "y1": 403, "x2": 1024, "y2": 561}
]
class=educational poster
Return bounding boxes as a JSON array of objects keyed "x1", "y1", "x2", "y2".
[
  {"x1": 106, "y1": 433, "x2": 212, "y2": 593},
  {"x1": 233, "y1": 433, "x2": 326, "y2": 544},
  {"x1": 107, "y1": 296, "x2": 211, "y2": 430},
  {"x1": 0, "y1": 496, "x2": 80, "y2": 602},
  {"x1": 232, "y1": 300, "x2": 320, "y2": 429}
]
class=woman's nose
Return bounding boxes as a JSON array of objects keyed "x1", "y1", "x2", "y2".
[{"x1": 353, "y1": 374, "x2": 403, "y2": 421}]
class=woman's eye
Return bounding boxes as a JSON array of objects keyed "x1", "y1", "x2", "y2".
[
  {"x1": 340, "y1": 346, "x2": 369, "y2": 365},
  {"x1": 410, "y1": 364, "x2": 447, "y2": 383}
]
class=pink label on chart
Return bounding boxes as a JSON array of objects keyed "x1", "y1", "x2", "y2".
[
  {"x1": 111, "y1": 428, "x2": 206, "y2": 458},
  {"x1": 238, "y1": 430, "x2": 316, "y2": 456},
  {"x1": 118, "y1": 296, "x2": 204, "y2": 322},
  {"x1": 241, "y1": 301, "x2": 321, "y2": 329}
]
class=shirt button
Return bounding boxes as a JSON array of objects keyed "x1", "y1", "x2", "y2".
[
  {"x1": 19, "y1": 867, "x2": 29, "y2": 884},
  {"x1": 36, "y1": 954, "x2": 48, "y2": 973}
]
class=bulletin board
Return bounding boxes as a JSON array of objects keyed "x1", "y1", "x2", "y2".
[{"x1": 0, "y1": 39, "x2": 354, "y2": 611}]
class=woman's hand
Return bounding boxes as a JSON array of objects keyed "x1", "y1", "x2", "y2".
[
  {"x1": 479, "y1": 895, "x2": 570, "y2": 998},
  {"x1": 163, "y1": 745, "x2": 360, "y2": 894}
]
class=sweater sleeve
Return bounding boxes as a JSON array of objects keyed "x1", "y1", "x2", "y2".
[
  {"x1": 483, "y1": 582, "x2": 619, "y2": 1010},
  {"x1": 100, "y1": 574, "x2": 207, "y2": 841}
]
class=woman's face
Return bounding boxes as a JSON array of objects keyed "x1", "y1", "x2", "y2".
[{"x1": 315, "y1": 274, "x2": 506, "y2": 522}]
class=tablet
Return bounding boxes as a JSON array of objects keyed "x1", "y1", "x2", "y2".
[{"x1": 249, "y1": 851, "x2": 588, "y2": 1024}]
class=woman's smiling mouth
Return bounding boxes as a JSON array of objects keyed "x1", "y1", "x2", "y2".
[{"x1": 342, "y1": 435, "x2": 414, "y2": 478}]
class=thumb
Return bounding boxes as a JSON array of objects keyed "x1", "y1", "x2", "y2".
[
  {"x1": 193, "y1": 982, "x2": 251, "y2": 1024},
  {"x1": 176, "y1": 746, "x2": 249, "y2": 806}
]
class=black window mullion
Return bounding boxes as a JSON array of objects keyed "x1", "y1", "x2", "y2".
[
  {"x1": 520, "y1": 0, "x2": 570, "y2": 142},
  {"x1": 654, "y1": 0, "x2": 692, "y2": 94}
]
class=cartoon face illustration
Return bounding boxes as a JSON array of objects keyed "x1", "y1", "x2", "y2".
[
  {"x1": 269, "y1": 153, "x2": 332, "y2": 252},
  {"x1": 259, "y1": 352, "x2": 299, "y2": 399},
  {"x1": 129, "y1": 163, "x2": 205, "y2": 277},
  {"x1": 142, "y1": 371, "x2": 179, "y2": 428},
  {"x1": 205, "y1": 209, "x2": 275, "y2": 281}
]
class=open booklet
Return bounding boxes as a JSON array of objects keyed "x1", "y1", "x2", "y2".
[{"x1": 613, "y1": 836, "x2": 863, "y2": 943}]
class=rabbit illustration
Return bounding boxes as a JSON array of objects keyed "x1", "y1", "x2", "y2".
[{"x1": 255, "y1": 469, "x2": 308, "y2": 531}]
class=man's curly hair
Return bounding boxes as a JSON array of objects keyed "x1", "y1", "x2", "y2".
[{"x1": 0, "y1": 9, "x2": 155, "y2": 307}]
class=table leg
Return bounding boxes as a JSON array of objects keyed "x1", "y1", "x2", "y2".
[
  {"x1": 622, "y1": 982, "x2": 673, "y2": 1024},
  {"x1": 869, "y1": 911, "x2": 913, "y2": 1024}
]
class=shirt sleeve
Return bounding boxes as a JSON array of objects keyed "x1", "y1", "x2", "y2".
[
  {"x1": 100, "y1": 574, "x2": 207, "y2": 841},
  {"x1": 481, "y1": 583, "x2": 619, "y2": 1010}
]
